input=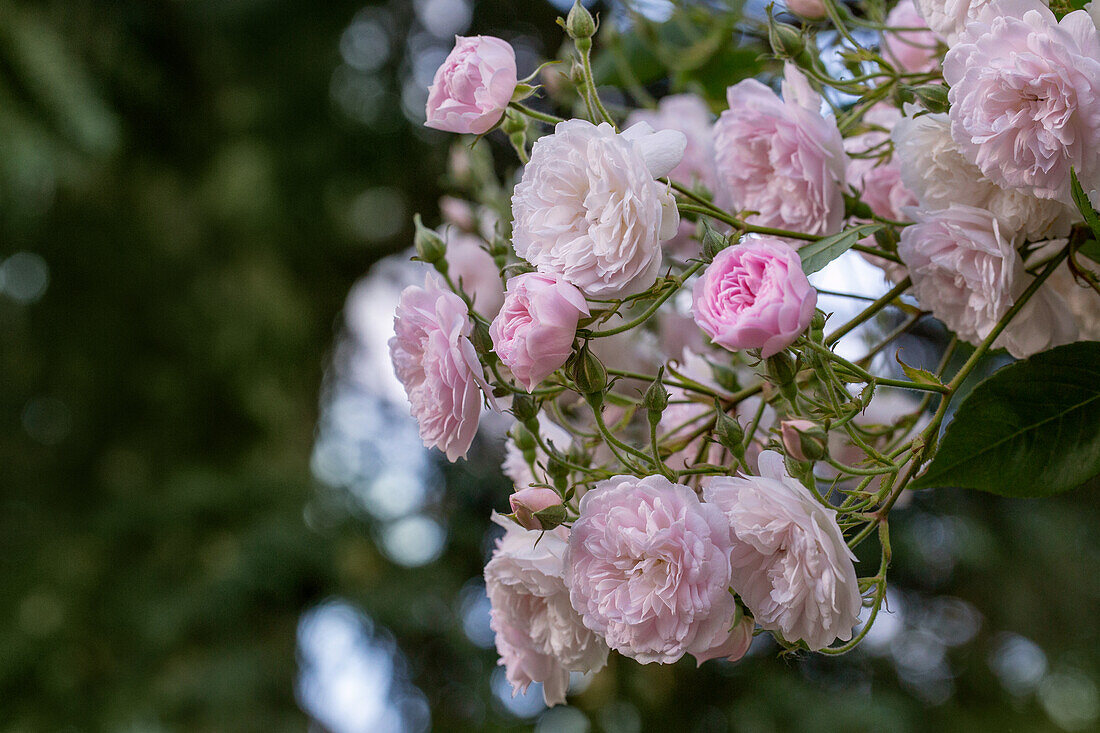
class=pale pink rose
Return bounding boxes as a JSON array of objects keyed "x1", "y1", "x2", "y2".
[
  {"x1": 389, "y1": 274, "x2": 492, "y2": 461},
  {"x1": 692, "y1": 237, "x2": 817, "y2": 358},
  {"x1": 898, "y1": 205, "x2": 1017, "y2": 345},
  {"x1": 787, "y1": 0, "x2": 827, "y2": 18},
  {"x1": 882, "y1": 0, "x2": 940, "y2": 73},
  {"x1": 566, "y1": 475, "x2": 747, "y2": 665},
  {"x1": 943, "y1": 0, "x2": 1100, "y2": 201},
  {"x1": 489, "y1": 272, "x2": 589, "y2": 392},
  {"x1": 702, "y1": 451, "x2": 861, "y2": 651},
  {"x1": 626, "y1": 94, "x2": 716, "y2": 188},
  {"x1": 446, "y1": 233, "x2": 504, "y2": 317},
  {"x1": 509, "y1": 487, "x2": 564, "y2": 531},
  {"x1": 511, "y1": 119, "x2": 685, "y2": 297},
  {"x1": 425, "y1": 35, "x2": 517, "y2": 135},
  {"x1": 714, "y1": 65, "x2": 849, "y2": 236},
  {"x1": 893, "y1": 111, "x2": 1073, "y2": 240},
  {"x1": 901, "y1": 207, "x2": 1078, "y2": 356},
  {"x1": 913, "y1": 0, "x2": 1044, "y2": 46},
  {"x1": 485, "y1": 515, "x2": 608, "y2": 706}
]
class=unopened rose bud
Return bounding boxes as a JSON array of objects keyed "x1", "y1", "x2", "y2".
[
  {"x1": 713, "y1": 401, "x2": 746, "y2": 460},
  {"x1": 769, "y1": 22, "x2": 806, "y2": 60},
  {"x1": 413, "y1": 214, "x2": 446, "y2": 265},
  {"x1": 904, "y1": 84, "x2": 950, "y2": 114},
  {"x1": 781, "y1": 419, "x2": 827, "y2": 461},
  {"x1": 509, "y1": 487, "x2": 565, "y2": 530},
  {"x1": 702, "y1": 223, "x2": 729, "y2": 262},
  {"x1": 766, "y1": 352, "x2": 799, "y2": 404},
  {"x1": 470, "y1": 319, "x2": 494, "y2": 355},
  {"x1": 644, "y1": 367, "x2": 669, "y2": 425},
  {"x1": 570, "y1": 344, "x2": 607, "y2": 396},
  {"x1": 511, "y1": 393, "x2": 539, "y2": 424},
  {"x1": 510, "y1": 422, "x2": 537, "y2": 453},
  {"x1": 546, "y1": 453, "x2": 569, "y2": 492},
  {"x1": 810, "y1": 310, "x2": 826, "y2": 342},
  {"x1": 565, "y1": 0, "x2": 597, "y2": 42}
]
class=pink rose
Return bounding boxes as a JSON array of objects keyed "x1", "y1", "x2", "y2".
[
  {"x1": 425, "y1": 35, "x2": 517, "y2": 135},
  {"x1": 489, "y1": 272, "x2": 589, "y2": 392},
  {"x1": 703, "y1": 451, "x2": 862, "y2": 651},
  {"x1": 389, "y1": 274, "x2": 492, "y2": 461},
  {"x1": 509, "y1": 487, "x2": 563, "y2": 531},
  {"x1": 446, "y1": 233, "x2": 504, "y2": 317},
  {"x1": 565, "y1": 474, "x2": 748, "y2": 665},
  {"x1": 882, "y1": 0, "x2": 940, "y2": 74},
  {"x1": 943, "y1": 0, "x2": 1100, "y2": 200},
  {"x1": 485, "y1": 515, "x2": 608, "y2": 706},
  {"x1": 692, "y1": 238, "x2": 817, "y2": 358},
  {"x1": 714, "y1": 65, "x2": 849, "y2": 236},
  {"x1": 511, "y1": 119, "x2": 685, "y2": 297}
]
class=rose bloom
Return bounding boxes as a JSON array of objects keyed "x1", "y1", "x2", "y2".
[
  {"x1": 490, "y1": 272, "x2": 589, "y2": 392},
  {"x1": 511, "y1": 119, "x2": 685, "y2": 297},
  {"x1": 913, "y1": 0, "x2": 1046, "y2": 46},
  {"x1": 715, "y1": 65, "x2": 848, "y2": 237},
  {"x1": 626, "y1": 94, "x2": 716, "y2": 188},
  {"x1": 566, "y1": 474, "x2": 752, "y2": 665},
  {"x1": 692, "y1": 237, "x2": 817, "y2": 358},
  {"x1": 943, "y1": 0, "x2": 1100, "y2": 201},
  {"x1": 893, "y1": 111, "x2": 1073, "y2": 240},
  {"x1": 447, "y1": 233, "x2": 504, "y2": 317},
  {"x1": 702, "y1": 451, "x2": 861, "y2": 651},
  {"x1": 485, "y1": 515, "x2": 608, "y2": 706},
  {"x1": 425, "y1": 35, "x2": 517, "y2": 135},
  {"x1": 389, "y1": 274, "x2": 492, "y2": 461},
  {"x1": 882, "y1": 0, "x2": 940, "y2": 73}
]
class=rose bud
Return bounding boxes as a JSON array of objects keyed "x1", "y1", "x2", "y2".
[
  {"x1": 509, "y1": 487, "x2": 566, "y2": 531},
  {"x1": 781, "y1": 419, "x2": 827, "y2": 462}
]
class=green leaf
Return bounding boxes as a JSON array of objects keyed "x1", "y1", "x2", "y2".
[
  {"x1": 911, "y1": 342, "x2": 1100, "y2": 496},
  {"x1": 895, "y1": 351, "x2": 945, "y2": 388},
  {"x1": 799, "y1": 224, "x2": 883, "y2": 275},
  {"x1": 1070, "y1": 169, "x2": 1100, "y2": 242}
]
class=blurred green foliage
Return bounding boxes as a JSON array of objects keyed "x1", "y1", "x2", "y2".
[{"x1": 0, "y1": 0, "x2": 1097, "y2": 731}]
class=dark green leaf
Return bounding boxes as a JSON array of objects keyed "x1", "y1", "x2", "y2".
[
  {"x1": 799, "y1": 224, "x2": 883, "y2": 275},
  {"x1": 911, "y1": 342, "x2": 1100, "y2": 496},
  {"x1": 1070, "y1": 169, "x2": 1100, "y2": 242}
]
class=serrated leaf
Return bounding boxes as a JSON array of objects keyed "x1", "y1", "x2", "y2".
[
  {"x1": 911, "y1": 342, "x2": 1100, "y2": 496},
  {"x1": 895, "y1": 352, "x2": 945, "y2": 388},
  {"x1": 1070, "y1": 169, "x2": 1100, "y2": 241},
  {"x1": 799, "y1": 224, "x2": 883, "y2": 275}
]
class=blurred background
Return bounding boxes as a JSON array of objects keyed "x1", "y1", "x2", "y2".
[{"x1": 0, "y1": 0, "x2": 1097, "y2": 730}]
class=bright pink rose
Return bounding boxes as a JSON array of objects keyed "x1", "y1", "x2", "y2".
[
  {"x1": 446, "y1": 234, "x2": 504, "y2": 317},
  {"x1": 490, "y1": 272, "x2": 589, "y2": 392},
  {"x1": 714, "y1": 65, "x2": 848, "y2": 236},
  {"x1": 943, "y1": 0, "x2": 1100, "y2": 200},
  {"x1": 626, "y1": 94, "x2": 716, "y2": 188},
  {"x1": 389, "y1": 274, "x2": 491, "y2": 461},
  {"x1": 509, "y1": 487, "x2": 563, "y2": 531},
  {"x1": 882, "y1": 0, "x2": 939, "y2": 74},
  {"x1": 565, "y1": 474, "x2": 748, "y2": 665},
  {"x1": 425, "y1": 35, "x2": 517, "y2": 135},
  {"x1": 485, "y1": 515, "x2": 608, "y2": 706},
  {"x1": 692, "y1": 238, "x2": 817, "y2": 358}
]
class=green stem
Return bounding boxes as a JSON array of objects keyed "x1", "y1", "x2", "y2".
[{"x1": 508, "y1": 101, "x2": 563, "y2": 125}]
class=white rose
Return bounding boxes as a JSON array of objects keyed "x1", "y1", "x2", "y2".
[
  {"x1": 702, "y1": 451, "x2": 861, "y2": 651},
  {"x1": 893, "y1": 112, "x2": 1073, "y2": 241},
  {"x1": 484, "y1": 514, "x2": 608, "y2": 706},
  {"x1": 511, "y1": 119, "x2": 685, "y2": 297},
  {"x1": 912, "y1": 0, "x2": 1048, "y2": 45}
]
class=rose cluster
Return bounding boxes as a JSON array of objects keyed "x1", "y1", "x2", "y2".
[{"x1": 386, "y1": 0, "x2": 1100, "y2": 707}]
